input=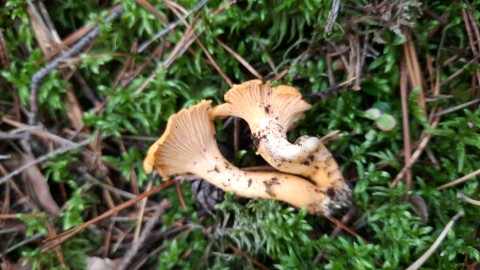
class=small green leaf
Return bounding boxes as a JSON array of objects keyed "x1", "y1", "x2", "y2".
[
  {"x1": 376, "y1": 114, "x2": 397, "y2": 131},
  {"x1": 365, "y1": 108, "x2": 382, "y2": 120}
]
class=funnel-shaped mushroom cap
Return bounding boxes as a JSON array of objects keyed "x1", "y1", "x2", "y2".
[
  {"x1": 210, "y1": 81, "x2": 352, "y2": 208},
  {"x1": 143, "y1": 100, "x2": 345, "y2": 215},
  {"x1": 144, "y1": 100, "x2": 220, "y2": 179},
  {"x1": 210, "y1": 80, "x2": 311, "y2": 131}
]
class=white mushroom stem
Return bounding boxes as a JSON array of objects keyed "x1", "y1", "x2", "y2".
[
  {"x1": 254, "y1": 123, "x2": 347, "y2": 192},
  {"x1": 144, "y1": 100, "x2": 335, "y2": 214}
]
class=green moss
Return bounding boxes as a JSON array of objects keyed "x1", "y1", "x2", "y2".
[{"x1": 1, "y1": 0, "x2": 480, "y2": 269}]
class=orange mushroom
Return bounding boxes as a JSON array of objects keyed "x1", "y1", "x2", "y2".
[
  {"x1": 209, "y1": 80, "x2": 352, "y2": 205},
  {"x1": 144, "y1": 100, "x2": 344, "y2": 214}
]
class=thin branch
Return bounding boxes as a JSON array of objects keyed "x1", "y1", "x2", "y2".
[
  {"x1": 461, "y1": 6, "x2": 480, "y2": 87},
  {"x1": 216, "y1": 38, "x2": 262, "y2": 79},
  {"x1": 1, "y1": 233, "x2": 43, "y2": 256},
  {"x1": 42, "y1": 181, "x2": 175, "y2": 252},
  {"x1": 437, "y1": 168, "x2": 480, "y2": 190},
  {"x1": 390, "y1": 113, "x2": 442, "y2": 188},
  {"x1": 457, "y1": 192, "x2": 480, "y2": 206},
  {"x1": 2, "y1": 117, "x2": 76, "y2": 146},
  {"x1": 0, "y1": 139, "x2": 90, "y2": 185},
  {"x1": 137, "y1": 0, "x2": 207, "y2": 53},
  {"x1": 230, "y1": 244, "x2": 271, "y2": 270},
  {"x1": 324, "y1": 0, "x2": 341, "y2": 34},
  {"x1": 303, "y1": 77, "x2": 355, "y2": 100},
  {"x1": 313, "y1": 207, "x2": 356, "y2": 265},
  {"x1": 324, "y1": 214, "x2": 368, "y2": 243},
  {"x1": 406, "y1": 211, "x2": 465, "y2": 270},
  {"x1": 133, "y1": 179, "x2": 153, "y2": 242},
  {"x1": 119, "y1": 199, "x2": 171, "y2": 270},
  {"x1": 433, "y1": 98, "x2": 480, "y2": 117},
  {"x1": 29, "y1": 5, "x2": 124, "y2": 125},
  {"x1": 400, "y1": 57, "x2": 412, "y2": 190}
]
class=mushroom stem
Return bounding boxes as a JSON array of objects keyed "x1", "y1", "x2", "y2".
[
  {"x1": 144, "y1": 100, "x2": 335, "y2": 214},
  {"x1": 210, "y1": 80, "x2": 352, "y2": 207},
  {"x1": 257, "y1": 128, "x2": 348, "y2": 194},
  {"x1": 191, "y1": 159, "x2": 332, "y2": 214}
]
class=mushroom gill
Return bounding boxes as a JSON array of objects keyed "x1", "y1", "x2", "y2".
[
  {"x1": 209, "y1": 80, "x2": 352, "y2": 208},
  {"x1": 144, "y1": 100, "x2": 337, "y2": 215}
]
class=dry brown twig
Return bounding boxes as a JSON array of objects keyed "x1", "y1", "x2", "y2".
[
  {"x1": 216, "y1": 38, "x2": 263, "y2": 80},
  {"x1": 461, "y1": 5, "x2": 480, "y2": 87},
  {"x1": 400, "y1": 56, "x2": 412, "y2": 190},
  {"x1": 133, "y1": 179, "x2": 153, "y2": 242},
  {"x1": 119, "y1": 199, "x2": 171, "y2": 270},
  {"x1": 42, "y1": 181, "x2": 176, "y2": 252},
  {"x1": 230, "y1": 244, "x2": 271, "y2": 270},
  {"x1": 390, "y1": 109, "x2": 442, "y2": 188},
  {"x1": 136, "y1": 0, "x2": 207, "y2": 53},
  {"x1": 403, "y1": 30, "x2": 426, "y2": 115},
  {"x1": 324, "y1": 214, "x2": 368, "y2": 243},
  {"x1": 0, "y1": 29, "x2": 11, "y2": 68},
  {"x1": 2, "y1": 117, "x2": 77, "y2": 146},
  {"x1": 313, "y1": 207, "x2": 356, "y2": 265}
]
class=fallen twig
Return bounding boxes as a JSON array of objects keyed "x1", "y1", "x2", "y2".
[
  {"x1": 137, "y1": 0, "x2": 207, "y2": 53},
  {"x1": 119, "y1": 199, "x2": 171, "y2": 270},
  {"x1": 457, "y1": 193, "x2": 480, "y2": 206},
  {"x1": 324, "y1": 214, "x2": 368, "y2": 243},
  {"x1": 216, "y1": 38, "x2": 262, "y2": 79},
  {"x1": 433, "y1": 98, "x2": 480, "y2": 117},
  {"x1": 303, "y1": 77, "x2": 355, "y2": 100},
  {"x1": 390, "y1": 112, "x2": 442, "y2": 188},
  {"x1": 406, "y1": 211, "x2": 465, "y2": 270},
  {"x1": 313, "y1": 207, "x2": 356, "y2": 265},
  {"x1": 29, "y1": 5, "x2": 124, "y2": 125},
  {"x1": 133, "y1": 179, "x2": 154, "y2": 242},
  {"x1": 0, "y1": 139, "x2": 90, "y2": 185},
  {"x1": 400, "y1": 56, "x2": 412, "y2": 190},
  {"x1": 437, "y1": 168, "x2": 480, "y2": 190},
  {"x1": 230, "y1": 244, "x2": 271, "y2": 270},
  {"x1": 42, "y1": 181, "x2": 175, "y2": 252},
  {"x1": 324, "y1": 0, "x2": 341, "y2": 34}
]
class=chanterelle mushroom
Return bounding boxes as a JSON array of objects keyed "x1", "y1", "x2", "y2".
[
  {"x1": 209, "y1": 80, "x2": 352, "y2": 208},
  {"x1": 144, "y1": 100, "x2": 339, "y2": 214}
]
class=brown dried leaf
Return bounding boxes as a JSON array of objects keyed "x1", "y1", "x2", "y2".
[
  {"x1": 26, "y1": 4, "x2": 55, "y2": 54},
  {"x1": 20, "y1": 154, "x2": 60, "y2": 215},
  {"x1": 408, "y1": 195, "x2": 429, "y2": 224}
]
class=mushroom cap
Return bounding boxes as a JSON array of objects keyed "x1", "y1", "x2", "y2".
[
  {"x1": 209, "y1": 80, "x2": 312, "y2": 132},
  {"x1": 143, "y1": 138, "x2": 160, "y2": 174},
  {"x1": 143, "y1": 100, "x2": 221, "y2": 179}
]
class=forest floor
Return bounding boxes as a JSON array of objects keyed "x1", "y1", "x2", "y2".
[{"x1": 1, "y1": 0, "x2": 480, "y2": 269}]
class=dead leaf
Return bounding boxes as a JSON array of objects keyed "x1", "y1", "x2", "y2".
[{"x1": 20, "y1": 154, "x2": 60, "y2": 215}]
